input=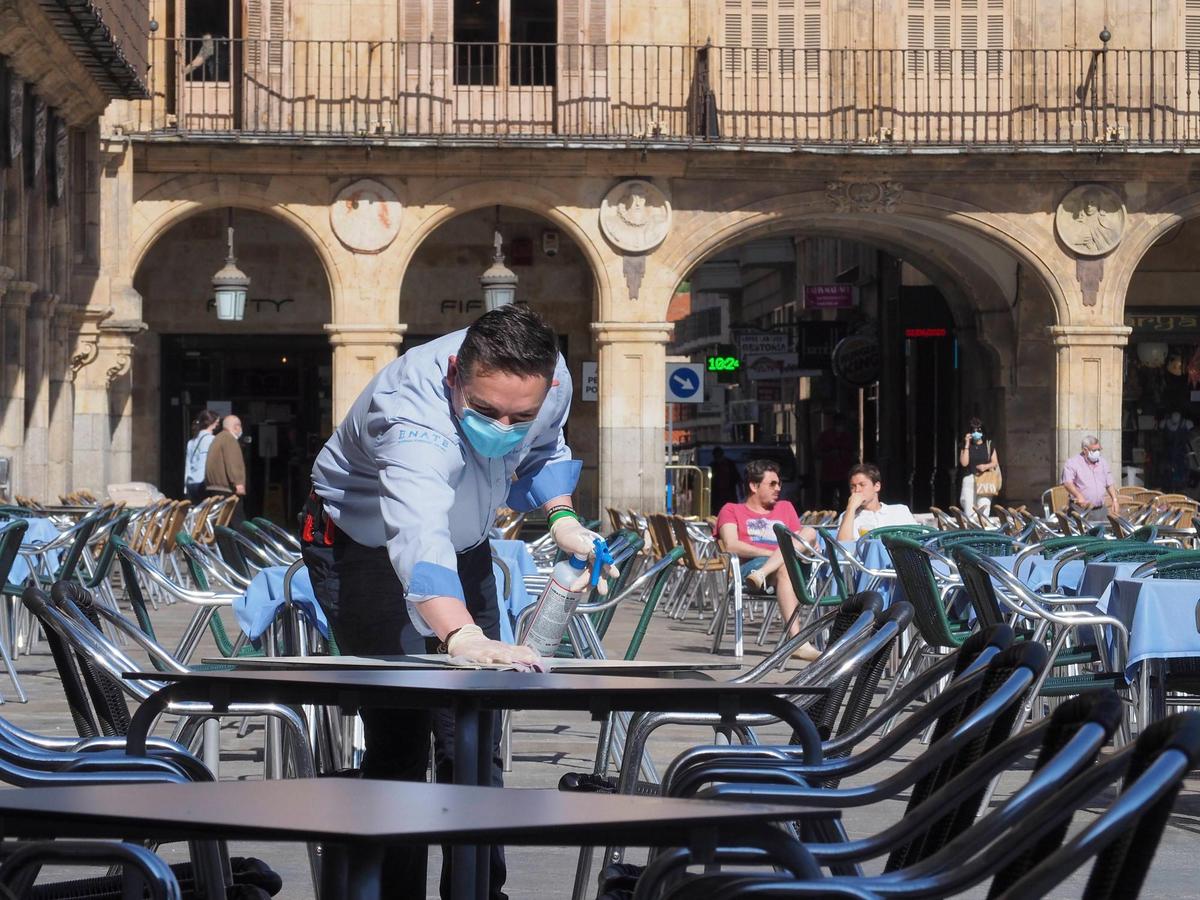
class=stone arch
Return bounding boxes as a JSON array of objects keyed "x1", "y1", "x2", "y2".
[
  {"x1": 656, "y1": 188, "x2": 1071, "y2": 328},
  {"x1": 397, "y1": 179, "x2": 612, "y2": 321},
  {"x1": 1100, "y1": 189, "x2": 1200, "y2": 323},
  {"x1": 130, "y1": 176, "x2": 343, "y2": 320}
]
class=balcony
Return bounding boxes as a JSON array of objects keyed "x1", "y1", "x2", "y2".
[{"x1": 130, "y1": 40, "x2": 1200, "y2": 149}]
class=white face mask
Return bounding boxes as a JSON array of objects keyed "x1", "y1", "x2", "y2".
[{"x1": 1087, "y1": 450, "x2": 1102, "y2": 463}]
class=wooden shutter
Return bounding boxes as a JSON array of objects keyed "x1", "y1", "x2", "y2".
[
  {"x1": 907, "y1": 0, "x2": 925, "y2": 73},
  {"x1": 403, "y1": 0, "x2": 422, "y2": 71},
  {"x1": 961, "y1": 0, "x2": 978, "y2": 74},
  {"x1": 268, "y1": 0, "x2": 285, "y2": 73},
  {"x1": 803, "y1": 0, "x2": 821, "y2": 75},
  {"x1": 723, "y1": 2, "x2": 743, "y2": 70},
  {"x1": 750, "y1": 0, "x2": 769, "y2": 74},
  {"x1": 933, "y1": 0, "x2": 951, "y2": 73},
  {"x1": 246, "y1": 0, "x2": 263, "y2": 70},
  {"x1": 431, "y1": 0, "x2": 449, "y2": 69},
  {"x1": 587, "y1": 0, "x2": 608, "y2": 71},
  {"x1": 777, "y1": 1, "x2": 795, "y2": 75},
  {"x1": 986, "y1": 0, "x2": 1004, "y2": 73}
]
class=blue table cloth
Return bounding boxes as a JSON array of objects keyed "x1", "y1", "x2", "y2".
[
  {"x1": 1095, "y1": 577, "x2": 1200, "y2": 680},
  {"x1": 994, "y1": 554, "x2": 1085, "y2": 594},
  {"x1": 235, "y1": 541, "x2": 537, "y2": 645},
  {"x1": 235, "y1": 566, "x2": 330, "y2": 642},
  {"x1": 491, "y1": 539, "x2": 538, "y2": 643},
  {"x1": 8, "y1": 518, "x2": 64, "y2": 586}
]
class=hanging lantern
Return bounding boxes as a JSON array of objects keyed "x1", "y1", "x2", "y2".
[
  {"x1": 480, "y1": 228, "x2": 517, "y2": 311},
  {"x1": 212, "y1": 215, "x2": 250, "y2": 322}
]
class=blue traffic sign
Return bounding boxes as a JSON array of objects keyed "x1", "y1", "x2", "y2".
[{"x1": 666, "y1": 363, "x2": 705, "y2": 404}]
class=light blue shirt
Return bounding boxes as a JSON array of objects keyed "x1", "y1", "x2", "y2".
[
  {"x1": 311, "y1": 328, "x2": 579, "y2": 634},
  {"x1": 184, "y1": 431, "x2": 214, "y2": 487}
]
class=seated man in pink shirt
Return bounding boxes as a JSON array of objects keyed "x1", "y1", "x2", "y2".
[{"x1": 715, "y1": 459, "x2": 820, "y2": 661}]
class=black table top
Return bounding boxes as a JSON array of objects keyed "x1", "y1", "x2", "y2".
[
  {"x1": 124, "y1": 668, "x2": 825, "y2": 711},
  {"x1": 202, "y1": 655, "x2": 743, "y2": 675},
  {"x1": 0, "y1": 780, "x2": 831, "y2": 846}
]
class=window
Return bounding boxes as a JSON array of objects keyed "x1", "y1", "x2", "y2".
[
  {"x1": 721, "y1": 1, "x2": 823, "y2": 76},
  {"x1": 453, "y1": 0, "x2": 561, "y2": 87},
  {"x1": 454, "y1": 0, "x2": 499, "y2": 85},
  {"x1": 905, "y1": 0, "x2": 1007, "y2": 75},
  {"x1": 183, "y1": 1, "x2": 231, "y2": 82},
  {"x1": 1186, "y1": 0, "x2": 1200, "y2": 77}
]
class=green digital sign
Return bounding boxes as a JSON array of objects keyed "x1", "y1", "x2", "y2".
[{"x1": 706, "y1": 355, "x2": 741, "y2": 373}]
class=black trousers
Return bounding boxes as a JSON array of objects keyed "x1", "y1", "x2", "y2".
[{"x1": 302, "y1": 513, "x2": 508, "y2": 900}]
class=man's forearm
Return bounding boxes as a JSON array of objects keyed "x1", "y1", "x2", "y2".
[
  {"x1": 541, "y1": 494, "x2": 574, "y2": 515},
  {"x1": 420, "y1": 595, "x2": 477, "y2": 642},
  {"x1": 725, "y1": 539, "x2": 773, "y2": 559},
  {"x1": 836, "y1": 515, "x2": 856, "y2": 543}
]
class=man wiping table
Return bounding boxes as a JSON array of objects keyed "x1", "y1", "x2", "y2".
[{"x1": 300, "y1": 305, "x2": 616, "y2": 898}]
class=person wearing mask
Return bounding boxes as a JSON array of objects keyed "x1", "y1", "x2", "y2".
[
  {"x1": 718, "y1": 460, "x2": 821, "y2": 661},
  {"x1": 301, "y1": 305, "x2": 615, "y2": 898},
  {"x1": 1061, "y1": 435, "x2": 1119, "y2": 522},
  {"x1": 204, "y1": 414, "x2": 247, "y2": 526},
  {"x1": 183, "y1": 409, "x2": 219, "y2": 503},
  {"x1": 959, "y1": 417, "x2": 1000, "y2": 518}
]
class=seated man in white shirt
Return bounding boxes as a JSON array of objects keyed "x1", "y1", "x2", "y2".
[{"x1": 799, "y1": 462, "x2": 917, "y2": 547}]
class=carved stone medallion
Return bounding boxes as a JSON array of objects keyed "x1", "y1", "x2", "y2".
[
  {"x1": 1055, "y1": 184, "x2": 1125, "y2": 257},
  {"x1": 826, "y1": 180, "x2": 903, "y2": 213},
  {"x1": 330, "y1": 178, "x2": 403, "y2": 254},
  {"x1": 599, "y1": 179, "x2": 671, "y2": 253}
]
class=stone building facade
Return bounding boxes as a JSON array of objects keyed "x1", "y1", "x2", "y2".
[
  {"x1": 7, "y1": 1, "x2": 1200, "y2": 514},
  {"x1": 0, "y1": 0, "x2": 147, "y2": 502}
]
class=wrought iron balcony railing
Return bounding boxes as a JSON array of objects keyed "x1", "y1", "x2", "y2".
[{"x1": 129, "y1": 39, "x2": 1200, "y2": 148}]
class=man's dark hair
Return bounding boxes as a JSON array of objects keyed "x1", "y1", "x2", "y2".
[
  {"x1": 458, "y1": 305, "x2": 558, "y2": 381},
  {"x1": 848, "y1": 462, "x2": 881, "y2": 485},
  {"x1": 745, "y1": 458, "x2": 780, "y2": 488}
]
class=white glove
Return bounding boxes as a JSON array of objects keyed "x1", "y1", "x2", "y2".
[
  {"x1": 549, "y1": 517, "x2": 620, "y2": 594},
  {"x1": 446, "y1": 624, "x2": 543, "y2": 670}
]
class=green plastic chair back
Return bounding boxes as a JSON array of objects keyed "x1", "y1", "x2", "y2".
[
  {"x1": 774, "y1": 522, "x2": 843, "y2": 608},
  {"x1": 622, "y1": 546, "x2": 684, "y2": 661},
  {"x1": 881, "y1": 535, "x2": 968, "y2": 650},
  {"x1": 591, "y1": 531, "x2": 645, "y2": 640},
  {"x1": 926, "y1": 531, "x2": 1021, "y2": 558},
  {"x1": 0, "y1": 519, "x2": 29, "y2": 593},
  {"x1": 85, "y1": 511, "x2": 131, "y2": 590},
  {"x1": 1147, "y1": 550, "x2": 1200, "y2": 580},
  {"x1": 1089, "y1": 543, "x2": 1175, "y2": 564},
  {"x1": 1034, "y1": 535, "x2": 1111, "y2": 559},
  {"x1": 867, "y1": 524, "x2": 936, "y2": 540},
  {"x1": 1128, "y1": 525, "x2": 1158, "y2": 543},
  {"x1": 815, "y1": 527, "x2": 851, "y2": 599}
]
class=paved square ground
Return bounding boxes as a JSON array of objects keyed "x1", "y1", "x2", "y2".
[{"x1": 2, "y1": 588, "x2": 1196, "y2": 898}]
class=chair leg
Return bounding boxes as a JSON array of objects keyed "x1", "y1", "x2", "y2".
[
  {"x1": 879, "y1": 636, "x2": 926, "y2": 737},
  {"x1": 0, "y1": 631, "x2": 26, "y2": 703}
]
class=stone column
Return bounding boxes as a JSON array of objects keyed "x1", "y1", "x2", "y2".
[
  {"x1": 70, "y1": 308, "x2": 144, "y2": 495},
  {"x1": 1050, "y1": 324, "x2": 1131, "y2": 480},
  {"x1": 0, "y1": 279, "x2": 34, "y2": 497},
  {"x1": 21, "y1": 291, "x2": 58, "y2": 502},
  {"x1": 324, "y1": 324, "x2": 408, "y2": 426},
  {"x1": 592, "y1": 321, "x2": 673, "y2": 514},
  {"x1": 46, "y1": 305, "x2": 79, "y2": 498}
]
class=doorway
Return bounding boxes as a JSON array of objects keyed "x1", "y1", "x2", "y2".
[{"x1": 160, "y1": 334, "x2": 332, "y2": 524}]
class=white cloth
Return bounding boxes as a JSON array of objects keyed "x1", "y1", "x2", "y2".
[{"x1": 841, "y1": 502, "x2": 917, "y2": 535}]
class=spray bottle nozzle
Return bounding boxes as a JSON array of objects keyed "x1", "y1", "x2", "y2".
[{"x1": 589, "y1": 538, "x2": 615, "y2": 588}]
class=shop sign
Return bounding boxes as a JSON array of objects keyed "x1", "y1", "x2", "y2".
[
  {"x1": 728, "y1": 400, "x2": 760, "y2": 424},
  {"x1": 832, "y1": 334, "x2": 881, "y2": 386},
  {"x1": 736, "y1": 330, "x2": 791, "y2": 358},
  {"x1": 804, "y1": 284, "x2": 855, "y2": 309},
  {"x1": 1125, "y1": 311, "x2": 1200, "y2": 334}
]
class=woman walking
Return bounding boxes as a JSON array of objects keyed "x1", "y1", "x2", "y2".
[
  {"x1": 960, "y1": 416, "x2": 1000, "y2": 518},
  {"x1": 184, "y1": 410, "x2": 219, "y2": 503}
]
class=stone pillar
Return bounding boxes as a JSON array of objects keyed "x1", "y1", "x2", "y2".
[
  {"x1": 324, "y1": 324, "x2": 408, "y2": 426},
  {"x1": 0, "y1": 279, "x2": 34, "y2": 496},
  {"x1": 70, "y1": 308, "x2": 144, "y2": 495},
  {"x1": 46, "y1": 305, "x2": 79, "y2": 497},
  {"x1": 592, "y1": 321, "x2": 673, "y2": 514},
  {"x1": 21, "y1": 291, "x2": 58, "y2": 502},
  {"x1": 1050, "y1": 324, "x2": 1131, "y2": 480}
]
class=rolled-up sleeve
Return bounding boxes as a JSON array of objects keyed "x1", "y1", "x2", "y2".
[
  {"x1": 507, "y1": 376, "x2": 580, "y2": 510},
  {"x1": 372, "y1": 418, "x2": 466, "y2": 635}
]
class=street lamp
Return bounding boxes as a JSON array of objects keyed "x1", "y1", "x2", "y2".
[
  {"x1": 480, "y1": 213, "x2": 517, "y2": 310},
  {"x1": 212, "y1": 210, "x2": 250, "y2": 321}
]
